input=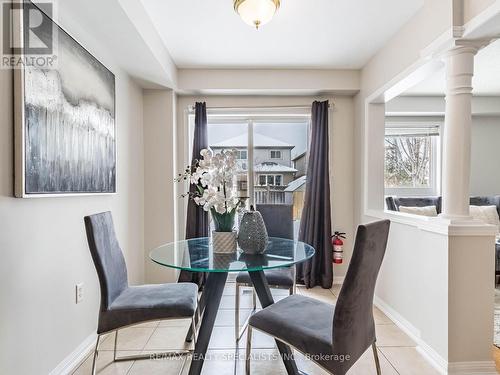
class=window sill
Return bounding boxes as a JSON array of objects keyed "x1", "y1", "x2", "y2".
[{"x1": 365, "y1": 209, "x2": 497, "y2": 237}]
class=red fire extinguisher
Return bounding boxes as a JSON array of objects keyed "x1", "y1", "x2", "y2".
[{"x1": 331, "y1": 231, "x2": 346, "y2": 264}]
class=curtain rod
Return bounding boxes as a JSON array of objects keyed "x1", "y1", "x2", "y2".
[{"x1": 188, "y1": 104, "x2": 333, "y2": 111}]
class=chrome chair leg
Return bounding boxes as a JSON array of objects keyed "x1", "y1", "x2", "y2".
[
  {"x1": 91, "y1": 335, "x2": 100, "y2": 375},
  {"x1": 372, "y1": 342, "x2": 381, "y2": 375},
  {"x1": 113, "y1": 329, "x2": 119, "y2": 361},
  {"x1": 113, "y1": 326, "x2": 191, "y2": 362},
  {"x1": 235, "y1": 283, "x2": 240, "y2": 340},
  {"x1": 236, "y1": 285, "x2": 258, "y2": 342},
  {"x1": 245, "y1": 326, "x2": 252, "y2": 375},
  {"x1": 191, "y1": 316, "x2": 198, "y2": 344}
]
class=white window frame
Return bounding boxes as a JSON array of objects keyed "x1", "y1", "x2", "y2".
[
  {"x1": 270, "y1": 150, "x2": 282, "y2": 159},
  {"x1": 384, "y1": 122, "x2": 441, "y2": 197},
  {"x1": 237, "y1": 149, "x2": 248, "y2": 160}
]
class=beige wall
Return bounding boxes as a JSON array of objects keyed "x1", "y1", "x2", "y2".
[
  {"x1": 0, "y1": 68, "x2": 144, "y2": 374},
  {"x1": 143, "y1": 89, "x2": 178, "y2": 283},
  {"x1": 464, "y1": 0, "x2": 497, "y2": 22},
  {"x1": 354, "y1": 0, "x2": 498, "y2": 369},
  {"x1": 176, "y1": 95, "x2": 355, "y2": 279}
]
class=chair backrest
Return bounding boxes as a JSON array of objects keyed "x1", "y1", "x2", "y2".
[
  {"x1": 84, "y1": 212, "x2": 128, "y2": 311},
  {"x1": 256, "y1": 204, "x2": 294, "y2": 239},
  {"x1": 331, "y1": 220, "x2": 390, "y2": 372}
]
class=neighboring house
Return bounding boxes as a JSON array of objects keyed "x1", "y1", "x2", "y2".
[
  {"x1": 285, "y1": 175, "x2": 306, "y2": 220},
  {"x1": 210, "y1": 133, "x2": 298, "y2": 203},
  {"x1": 292, "y1": 151, "x2": 307, "y2": 178}
]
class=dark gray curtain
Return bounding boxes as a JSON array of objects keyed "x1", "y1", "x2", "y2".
[
  {"x1": 296, "y1": 100, "x2": 333, "y2": 288},
  {"x1": 179, "y1": 102, "x2": 209, "y2": 287}
]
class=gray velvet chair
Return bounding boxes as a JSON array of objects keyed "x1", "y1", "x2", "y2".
[
  {"x1": 235, "y1": 204, "x2": 295, "y2": 341},
  {"x1": 84, "y1": 212, "x2": 199, "y2": 375},
  {"x1": 245, "y1": 219, "x2": 391, "y2": 375}
]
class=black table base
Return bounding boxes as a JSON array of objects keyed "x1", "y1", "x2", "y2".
[{"x1": 187, "y1": 270, "x2": 302, "y2": 375}]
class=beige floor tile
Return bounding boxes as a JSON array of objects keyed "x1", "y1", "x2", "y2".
[
  {"x1": 375, "y1": 324, "x2": 416, "y2": 347},
  {"x1": 234, "y1": 349, "x2": 328, "y2": 375},
  {"x1": 98, "y1": 327, "x2": 155, "y2": 351},
  {"x1": 127, "y1": 355, "x2": 186, "y2": 375},
  {"x1": 72, "y1": 350, "x2": 138, "y2": 375},
  {"x1": 238, "y1": 348, "x2": 287, "y2": 375},
  {"x1": 297, "y1": 286, "x2": 336, "y2": 304},
  {"x1": 224, "y1": 283, "x2": 237, "y2": 296},
  {"x1": 133, "y1": 320, "x2": 160, "y2": 328},
  {"x1": 220, "y1": 294, "x2": 259, "y2": 309},
  {"x1": 143, "y1": 326, "x2": 193, "y2": 351},
  {"x1": 346, "y1": 347, "x2": 398, "y2": 375},
  {"x1": 220, "y1": 291, "x2": 288, "y2": 309},
  {"x1": 158, "y1": 318, "x2": 192, "y2": 328},
  {"x1": 294, "y1": 352, "x2": 330, "y2": 374},
  {"x1": 215, "y1": 308, "x2": 255, "y2": 327},
  {"x1": 380, "y1": 347, "x2": 441, "y2": 375},
  {"x1": 208, "y1": 326, "x2": 275, "y2": 350},
  {"x1": 330, "y1": 284, "x2": 343, "y2": 296},
  {"x1": 187, "y1": 349, "x2": 243, "y2": 375},
  {"x1": 373, "y1": 306, "x2": 394, "y2": 325}
]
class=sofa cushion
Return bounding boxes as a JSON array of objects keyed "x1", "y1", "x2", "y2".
[
  {"x1": 470, "y1": 205, "x2": 500, "y2": 232},
  {"x1": 399, "y1": 205, "x2": 438, "y2": 217},
  {"x1": 392, "y1": 196, "x2": 441, "y2": 213}
]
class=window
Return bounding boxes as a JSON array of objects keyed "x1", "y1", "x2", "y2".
[
  {"x1": 270, "y1": 150, "x2": 282, "y2": 159},
  {"x1": 257, "y1": 174, "x2": 283, "y2": 186},
  {"x1": 199, "y1": 112, "x2": 310, "y2": 239},
  {"x1": 384, "y1": 125, "x2": 440, "y2": 195},
  {"x1": 237, "y1": 150, "x2": 247, "y2": 160}
]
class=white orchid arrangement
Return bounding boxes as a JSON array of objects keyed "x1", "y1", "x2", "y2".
[{"x1": 176, "y1": 148, "x2": 242, "y2": 232}]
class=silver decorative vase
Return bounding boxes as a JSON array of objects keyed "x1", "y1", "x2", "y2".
[
  {"x1": 212, "y1": 230, "x2": 237, "y2": 254},
  {"x1": 237, "y1": 207, "x2": 268, "y2": 254}
]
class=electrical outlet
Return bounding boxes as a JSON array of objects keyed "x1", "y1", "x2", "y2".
[{"x1": 76, "y1": 283, "x2": 84, "y2": 304}]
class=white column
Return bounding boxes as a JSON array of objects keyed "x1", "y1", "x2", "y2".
[{"x1": 440, "y1": 44, "x2": 478, "y2": 219}]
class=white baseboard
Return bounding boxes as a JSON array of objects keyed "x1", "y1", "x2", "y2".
[
  {"x1": 373, "y1": 295, "x2": 448, "y2": 374},
  {"x1": 447, "y1": 361, "x2": 497, "y2": 375},
  {"x1": 49, "y1": 332, "x2": 97, "y2": 375}
]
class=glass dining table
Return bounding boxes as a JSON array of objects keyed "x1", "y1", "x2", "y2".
[{"x1": 150, "y1": 237, "x2": 315, "y2": 375}]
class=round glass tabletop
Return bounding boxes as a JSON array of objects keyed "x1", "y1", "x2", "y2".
[{"x1": 149, "y1": 237, "x2": 315, "y2": 273}]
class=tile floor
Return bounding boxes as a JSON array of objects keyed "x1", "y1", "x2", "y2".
[{"x1": 73, "y1": 283, "x2": 442, "y2": 375}]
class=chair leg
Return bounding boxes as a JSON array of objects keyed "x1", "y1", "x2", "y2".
[
  {"x1": 252, "y1": 288, "x2": 257, "y2": 310},
  {"x1": 191, "y1": 316, "x2": 197, "y2": 344},
  {"x1": 372, "y1": 342, "x2": 381, "y2": 375},
  {"x1": 113, "y1": 329, "x2": 119, "y2": 361},
  {"x1": 235, "y1": 283, "x2": 240, "y2": 340},
  {"x1": 245, "y1": 326, "x2": 252, "y2": 375},
  {"x1": 91, "y1": 335, "x2": 100, "y2": 375}
]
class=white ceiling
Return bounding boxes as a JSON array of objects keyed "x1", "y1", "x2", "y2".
[
  {"x1": 140, "y1": 0, "x2": 424, "y2": 69},
  {"x1": 405, "y1": 39, "x2": 500, "y2": 96}
]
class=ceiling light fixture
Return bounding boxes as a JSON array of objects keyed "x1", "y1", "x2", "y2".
[{"x1": 234, "y1": 0, "x2": 280, "y2": 30}]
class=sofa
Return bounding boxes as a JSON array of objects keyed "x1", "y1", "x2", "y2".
[
  {"x1": 386, "y1": 195, "x2": 500, "y2": 282},
  {"x1": 386, "y1": 195, "x2": 500, "y2": 216}
]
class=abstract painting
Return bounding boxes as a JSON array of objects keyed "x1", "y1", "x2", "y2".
[{"x1": 14, "y1": 1, "x2": 116, "y2": 196}]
